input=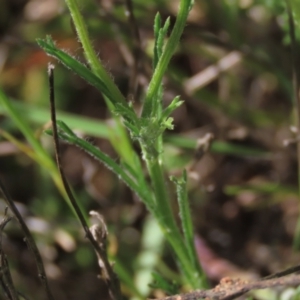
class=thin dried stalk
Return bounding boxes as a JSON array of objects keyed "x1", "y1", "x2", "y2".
[{"x1": 48, "y1": 64, "x2": 122, "y2": 300}]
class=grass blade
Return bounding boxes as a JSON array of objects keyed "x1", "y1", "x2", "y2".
[{"x1": 171, "y1": 171, "x2": 207, "y2": 288}]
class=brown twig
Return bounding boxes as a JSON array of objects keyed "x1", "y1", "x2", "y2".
[
  {"x1": 48, "y1": 64, "x2": 122, "y2": 300},
  {"x1": 264, "y1": 263, "x2": 300, "y2": 280},
  {"x1": 154, "y1": 274, "x2": 300, "y2": 300},
  {"x1": 154, "y1": 263, "x2": 300, "y2": 300},
  {"x1": 0, "y1": 181, "x2": 54, "y2": 300}
]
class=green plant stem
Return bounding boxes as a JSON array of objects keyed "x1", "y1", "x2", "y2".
[
  {"x1": 145, "y1": 157, "x2": 200, "y2": 288},
  {"x1": 138, "y1": 0, "x2": 205, "y2": 286},
  {"x1": 142, "y1": 0, "x2": 192, "y2": 117},
  {"x1": 64, "y1": 0, "x2": 126, "y2": 107}
]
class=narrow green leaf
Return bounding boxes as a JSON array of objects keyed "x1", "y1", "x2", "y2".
[
  {"x1": 56, "y1": 120, "x2": 77, "y2": 138},
  {"x1": 171, "y1": 171, "x2": 194, "y2": 260},
  {"x1": 161, "y1": 96, "x2": 184, "y2": 120},
  {"x1": 153, "y1": 13, "x2": 162, "y2": 69},
  {"x1": 52, "y1": 121, "x2": 154, "y2": 209},
  {"x1": 156, "y1": 17, "x2": 170, "y2": 66},
  {"x1": 64, "y1": 0, "x2": 127, "y2": 108},
  {"x1": 152, "y1": 16, "x2": 171, "y2": 118},
  {"x1": 171, "y1": 170, "x2": 206, "y2": 287},
  {"x1": 37, "y1": 37, "x2": 113, "y2": 103}
]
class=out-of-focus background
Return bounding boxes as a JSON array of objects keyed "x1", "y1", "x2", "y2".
[{"x1": 0, "y1": 0, "x2": 299, "y2": 299}]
